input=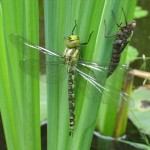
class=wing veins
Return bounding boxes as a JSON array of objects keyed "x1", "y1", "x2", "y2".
[{"x1": 10, "y1": 34, "x2": 62, "y2": 58}]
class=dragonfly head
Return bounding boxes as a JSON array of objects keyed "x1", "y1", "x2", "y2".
[{"x1": 65, "y1": 35, "x2": 80, "y2": 48}]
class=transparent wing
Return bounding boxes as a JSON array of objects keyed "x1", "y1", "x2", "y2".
[
  {"x1": 77, "y1": 60, "x2": 128, "y2": 84},
  {"x1": 9, "y1": 33, "x2": 62, "y2": 58},
  {"x1": 20, "y1": 59, "x2": 67, "y2": 83},
  {"x1": 75, "y1": 67, "x2": 134, "y2": 108},
  {"x1": 10, "y1": 34, "x2": 134, "y2": 107},
  {"x1": 10, "y1": 33, "x2": 67, "y2": 83}
]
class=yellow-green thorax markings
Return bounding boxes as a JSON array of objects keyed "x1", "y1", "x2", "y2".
[{"x1": 61, "y1": 22, "x2": 93, "y2": 136}]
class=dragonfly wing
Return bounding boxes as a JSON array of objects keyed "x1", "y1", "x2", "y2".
[
  {"x1": 10, "y1": 33, "x2": 61, "y2": 57},
  {"x1": 46, "y1": 60, "x2": 67, "y2": 83},
  {"x1": 75, "y1": 67, "x2": 134, "y2": 108},
  {"x1": 78, "y1": 60, "x2": 128, "y2": 80},
  {"x1": 20, "y1": 59, "x2": 67, "y2": 83},
  {"x1": 101, "y1": 83, "x2": 135, "y2": 108}
]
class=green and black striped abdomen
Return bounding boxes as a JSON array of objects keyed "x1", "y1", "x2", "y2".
[{"x1": 68, "y1": 66, "x2": 75, "y2": 136}]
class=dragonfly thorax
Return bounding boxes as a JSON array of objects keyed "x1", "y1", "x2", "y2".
[
  {"x1": 62, "y1": 47, "x2": 79, "y2": 65},
  {"x1": 119, "y1": 20, "x2": 136, "y2": 40},
  {"x1": 65, "y1": 35, "x2": 80, "y2": 48}
]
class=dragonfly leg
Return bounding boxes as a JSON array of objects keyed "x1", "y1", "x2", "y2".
[
  {"x1": 80, "y1": 31, "x2": 94, "y2": 45},
  {"x1": 104, "y1": 20, "x2": 118, "y2": 38}
]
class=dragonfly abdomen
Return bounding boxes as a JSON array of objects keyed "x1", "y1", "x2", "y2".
[
  {"x1": 107, "y1": 39, "x2": 125, "y2": 76},
  {"x1": 111, "y1": 39, "x2": 127, "y2": 63},
  {"x1": 68, "y1": 66, "x2": 75, "y2": 136}
]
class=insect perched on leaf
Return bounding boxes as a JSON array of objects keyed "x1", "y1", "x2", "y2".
[
  {"x1": 104, "y1": 8, "x2": 136, "y2": 77},
  {"x1": 10, "y1": 21, "x2": 134, "y2": 136}
]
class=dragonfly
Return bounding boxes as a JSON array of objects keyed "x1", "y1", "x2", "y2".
[
  {"x1": 10, "y1": 21, "x2": 134, "y2": 136},
  {"x1": 104, "y1": 8, "x2": 136, "y2": 77}
]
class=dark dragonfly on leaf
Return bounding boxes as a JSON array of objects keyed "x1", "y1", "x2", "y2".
[
  {"x1": 104, "y1": 8, "x2": 136, "y2": 77},
  {"x1": 10, "y1": 21, "x2": 134, "y2": 136}
]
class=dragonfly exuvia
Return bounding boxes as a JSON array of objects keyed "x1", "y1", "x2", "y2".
[
  {"x1": 10, "y1": 21, "x2": 134, "y2": 136},
  {"x1": 105, "y1": 8, "x2": 136, "y2": 77}
]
